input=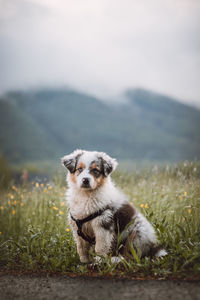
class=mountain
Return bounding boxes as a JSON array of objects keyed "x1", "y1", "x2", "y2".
[{"x1": 0, "y1": 88, "x2": 200, "y2": 164}]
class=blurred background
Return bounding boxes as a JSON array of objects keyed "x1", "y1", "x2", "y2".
[{"x1": 0, "y1": 0, "x2": 200, "y2": 182}]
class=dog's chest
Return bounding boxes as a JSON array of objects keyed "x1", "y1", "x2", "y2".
[{"x1": 69, "y1": 192, "x2": 105, "y2": 219}]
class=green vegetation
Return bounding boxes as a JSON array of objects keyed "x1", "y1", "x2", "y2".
[
  {"x1": 0, "y1": 154, "x2": 11, "y2": 190},
  {"x1": 1, "y1": 88, "x2": 200, "y2": 164},
  {"x1": 0, "y1": 162, "x2": 200, "y2": 279}
]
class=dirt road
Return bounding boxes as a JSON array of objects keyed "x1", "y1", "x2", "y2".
[{"x1": 0, "y1": 274, "x2": 200, "y2": 300}]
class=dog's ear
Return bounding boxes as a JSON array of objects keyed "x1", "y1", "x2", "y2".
[
  {"x1": 61, "y1": 149, "x2": 84, "y2": 173},
  {"x1": 98, "y1": 152, "x2": 118, "y2": 176}
]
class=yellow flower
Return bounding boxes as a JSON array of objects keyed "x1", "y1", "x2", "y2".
[
  {"x1": 140, "y1": 204, "x2": 144, "y2": 208},
  {"x1": 20, "y1": 203, "x2": 24, "y2": 207},
  {"x1": 184, "y1": 192, "x2": 187, "y2": 196},
  {"x1": 8, "y1": 200, "x2": 11, "y2": 205},
  {"x1": 13, "y1": 200, "x2": 17, "y2": 205},
  {"x1": 179, "y1": 195, "x2": 183, "y2": 201},
  {"x1": 48, "y1": 185, "x2": 52, "y2": 190},
  {"x1": 59, "y1": 210, "x2": 64, "y2": 215},
  {"x1": 44, "y1": 188, "x2": 48, "y2": 193},
  {"x1": 61, "y1": 202, "x2": 65, "y2": 206},
  {"x1": 12, "y1": 209, "x2": 16, "y2": 215},
  {"x1": 9, "y1": 194, "x2": 14, "y2": 199},
  {"x1": 187, "y1": 208, "x2": 192, "y2": 214},
  {"x1": 53, "y1": 206, "x2": 58, "y2": 210},
  {"x1": 0, "y1": 232, "x2": 2, "y2": 235},
  {"x1": 65, "y1": 228, "x2": 70, "y2": 232},
  {"x1": 40, "y1": 183, "x2": 44, "y2": 188},
  {"x1": 35, "y1": 182, "x2": 39, "y2": 188},
  {"x1": 0, "y1": 206, "x2": 4, "y2": 210},
  {"x1": 145, "y1": 203, "x2": 149, "y2": 209}
]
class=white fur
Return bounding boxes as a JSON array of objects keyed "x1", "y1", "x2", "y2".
[
  {"x1": 155, "y1": 249, "x2": 168, "y2": 257},
  {"x1": 62, "y1": 150, "x2": 167, "y2": 263}
]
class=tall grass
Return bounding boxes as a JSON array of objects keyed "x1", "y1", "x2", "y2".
[{"x1": 0, "y1": 162, "x2": 200, "y2": 278}]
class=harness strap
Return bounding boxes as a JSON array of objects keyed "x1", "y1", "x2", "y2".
[{"x1": 70, "y1": 205, "x2": 111, "y2": 244}]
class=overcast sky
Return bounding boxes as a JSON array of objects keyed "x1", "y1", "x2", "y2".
[{"x1": 0, "y1": 0, "x2": 200, "y2": 106}]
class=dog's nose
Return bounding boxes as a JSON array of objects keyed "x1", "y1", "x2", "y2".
[{"x1": 82, "y1": 178, "x2": 90, "y2": 185}]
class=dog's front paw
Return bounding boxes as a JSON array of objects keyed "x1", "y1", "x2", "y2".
[
  {"x1": 110, "y1": 256, "x2": 124, "y2": 264},
  {"x1": 80, "y1": 256, "x2": 91, "y2": 263},
  {"x1": 91, "y1": 255, "x2": 124, "y2": 266}
]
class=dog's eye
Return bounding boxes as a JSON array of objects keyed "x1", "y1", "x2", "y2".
[
  {"x1": 77, "y1": 167, "x2": 83, "y2": 173},
  {"x1": 91, "y1": 168, "x2": 100, "y2": 176}
]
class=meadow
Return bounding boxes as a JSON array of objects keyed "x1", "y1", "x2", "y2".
[{"x1": 0, "y1": 162, "x2": 200, "y2": 279}]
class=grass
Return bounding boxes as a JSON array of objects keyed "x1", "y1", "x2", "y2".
[{"x1": 0, "y1": 161, "x2": 200, "y2": 279}]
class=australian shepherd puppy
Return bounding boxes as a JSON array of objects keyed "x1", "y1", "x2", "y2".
[{"x1": 62, "y1": 149, "x2": 167, "y2": 263}]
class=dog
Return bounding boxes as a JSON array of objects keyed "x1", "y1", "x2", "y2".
[{"x1": 62, "y1": 149, "x2": 167, "y2": 263}]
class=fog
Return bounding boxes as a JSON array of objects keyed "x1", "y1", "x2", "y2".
[{"x1": 0, "y1": 0, "x2": 200, "y2": 106}]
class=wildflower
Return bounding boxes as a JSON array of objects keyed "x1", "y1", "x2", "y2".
[
  {"x1": 0, "y1": 206, "x2": 4, "y2": 210},
  {"x1": 40, "y1": 183, "x2": 44, "y2": 188},
  {"x1": 59, "y1": 210, "x2": 64, "y2": 215},
  {"x1": 61, "y1": 202, "x2": 65, "y2": 206},
  {"x1": 140, "y1": 204, "x2": 144, "y2": 208},
  {"x1": 53, "y1": 206, "x2": 58, "y2": 210},
  {"x1": 179, "y1": 195, "x2": 183, "y2": 201},
  {"x1": 12, "y1": 209, "x2": 16, "y2": 215},
  {"x1": 9, "y1": 194, "x2": 14, "y2": 199},
  {"x1": 0, "y1": 232, "x2": 2, "y2": 235},
  {"x1": 20, "y1": 203, "x2": 24, "y2": 207},
  {"x1": 65, "y1": 228, "x2": 70, "y2": 232},
  {"x1": 145, "y1": 203, "x2": 149, "y2": 209},
  {"x1": 13, "y1": 200, "x2": 17, "y2": 205},
  {"x1": 12, "y1": 185, "x2": 17, "y2": 191},
  {"x1": 8, "y1": 200, "x2": 11, "y2": 205},
  {"x1": 48, "y1": 185, "x2": 52, "y2": 190},
  {"x1": 35, "y1": 182, "x2": 39, "y2": 188},
  {"x1": 187, "y1": 209, "x2": 192, "y2": 214},
  {"x1": 44, "y1": 188, "x2": 48, "y2": 193},
  {"x1": 184, "y1": 192, "x2": 187, "y2": 196}
]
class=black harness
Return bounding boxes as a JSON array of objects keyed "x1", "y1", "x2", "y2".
[{"x1": 70, "y1": 206, "x2": 111, "y2": 245}]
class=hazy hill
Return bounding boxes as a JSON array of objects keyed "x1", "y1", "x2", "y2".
[{"x1": 0, "y1": 88, "x2": 200, "y2": 164}]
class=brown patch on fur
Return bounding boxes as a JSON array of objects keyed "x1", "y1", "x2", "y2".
[
  {"x1": 75, "y1": 162, "x2": 86, "y2": 175},
  {"x1": 89, "y1": 162, "x2": 106, "y2": 188},
  {"x1": 82, "y1": 223, "x2": 95, "y2": 241},
  {"x1": 114, "y1": 203, "x2": 136, "y2": 234},
  {"x1": 95, "y1": 176, "x2": 106, "y2": 188},
  {"x1": 76, "y1": 162, "x2": 86, "y2": 170},
  {"x1": 70, "y1": 162, "x2": 86, "y2": 183},
  {"x1": 70, "y1": 173, "x2": 77, "y2": 184},
  {"x1": 90, "y1": 162, "x2": 100, "y2": 170}
]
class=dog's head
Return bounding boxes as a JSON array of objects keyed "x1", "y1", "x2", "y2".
[{"x1": 61, "y1": 150, "x2": 118, "y2": 190}]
